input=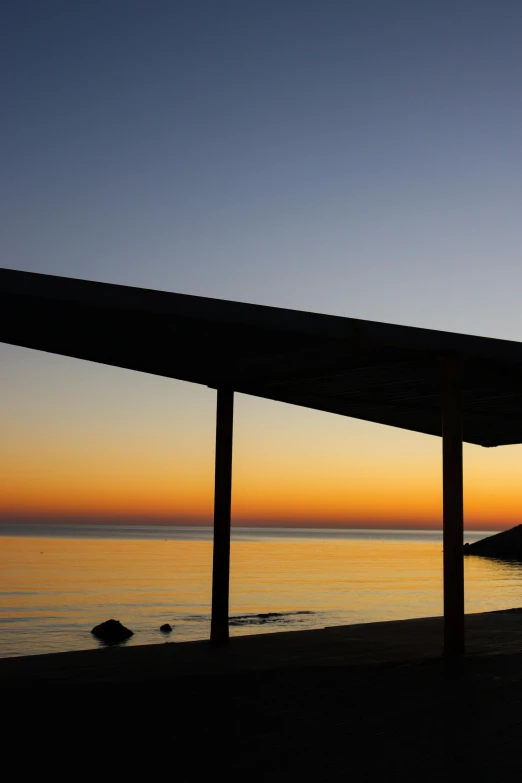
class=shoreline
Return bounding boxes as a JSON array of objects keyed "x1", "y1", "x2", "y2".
[{"x1": 2, "y1": 608, "x2": 522, "y2": 688}]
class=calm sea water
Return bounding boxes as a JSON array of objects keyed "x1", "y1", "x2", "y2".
[{"x1": 1, "y1": 525, "x2": 521, "y2": 658}]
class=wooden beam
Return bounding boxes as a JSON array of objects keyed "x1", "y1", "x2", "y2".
[
  {"x1": 210, "y1": 388, "x2": 234, "y2": 644},
  {"x1": 442, "y1": 355, "x2": 465, "y2": 657}
]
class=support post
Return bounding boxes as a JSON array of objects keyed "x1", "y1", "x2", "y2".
[
  {"x1": 442, "y1": 355, "x2": 465, "y2": 658},
  {"x1": 210, "y1": 388, "x2": 234, "y2": 645}
]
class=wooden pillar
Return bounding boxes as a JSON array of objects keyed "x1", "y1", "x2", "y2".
[
  {"x1": 442, "y1": 355, "x2": 465, "y2": 657},
  {"x1": 210, "y1": 388, "x2": 234, "y2": 645}
]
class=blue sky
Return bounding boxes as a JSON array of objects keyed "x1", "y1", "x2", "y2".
[{"x1": 2, "y1": 1, "x2": 522, "y2": 526}]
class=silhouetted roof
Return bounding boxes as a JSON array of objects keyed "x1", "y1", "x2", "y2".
[{"x1": 2, "y1": 267, "x2": 522, "y2": 448}]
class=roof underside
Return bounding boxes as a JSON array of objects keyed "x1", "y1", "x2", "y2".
[{"x1": 2, "y1": 268, "x2": 522, "y2": 447}]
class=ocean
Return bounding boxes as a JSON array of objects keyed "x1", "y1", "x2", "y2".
[{"x1": 1, "y1": 525, "x2": 521, "y2": 658}]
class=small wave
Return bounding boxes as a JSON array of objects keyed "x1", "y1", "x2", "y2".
[{"x1": 229, "y1": 611, "x2": 314, "y2": 627}]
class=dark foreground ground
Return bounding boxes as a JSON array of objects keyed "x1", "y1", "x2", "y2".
[{"x1": 2, "y1": 612, "x2": 522, "y2": 781}]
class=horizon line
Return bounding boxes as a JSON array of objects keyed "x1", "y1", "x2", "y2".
[{"x1": 0, "y1": 517, "x2": 506, "y2": 534}]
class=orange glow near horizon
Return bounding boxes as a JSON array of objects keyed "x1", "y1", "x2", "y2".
[
  {"x1": 2, "y1": 349, "x2": 522, "y2": 532},
  {"x1": 2, "y1": 421, "x2": 522, "y2": 530}
]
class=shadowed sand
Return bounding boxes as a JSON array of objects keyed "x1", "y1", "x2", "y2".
[
  {"x1": 2, "y1": 609, "x2": 522, "y2": 687},
  {"x1": 3, "y1": 611, "x2": 522, "y2": 780}
]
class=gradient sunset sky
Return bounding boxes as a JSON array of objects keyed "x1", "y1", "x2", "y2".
[{"x1": 2, "y1": 1, "x2": 522, "y2": 530}]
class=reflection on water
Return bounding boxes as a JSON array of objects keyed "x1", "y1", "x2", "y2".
[{"x1": 0, "y1": 528, "x2": 521, "y2": 657}]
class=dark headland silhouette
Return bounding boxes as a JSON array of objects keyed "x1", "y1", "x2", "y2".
[{"x1": 464, "y1": 524, "x2": 522, "y2": 561}]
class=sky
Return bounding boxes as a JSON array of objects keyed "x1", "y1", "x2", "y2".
[{"x1": 2, "y1": 0, "x2": 522, "y2": 530}]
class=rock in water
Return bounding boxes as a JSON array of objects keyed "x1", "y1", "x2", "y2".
[
  {"x1": 91, "y1": 619, "x2": 134, "y2": 644},
  {"x1": 160, "y1": 623, "x2": 173, "y2": 633}
]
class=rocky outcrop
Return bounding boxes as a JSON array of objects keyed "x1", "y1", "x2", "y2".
[
  {"x1": 464, "y1": 524, "x2": 522, "y2": 561},
  {"x1": 160, "y1": 623, "x2": 173, "y2": 633},
  {"x1": 91, "y1": 619, "x2": 134, "y2": 644}
]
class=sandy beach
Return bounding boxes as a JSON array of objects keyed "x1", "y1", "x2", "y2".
[{"x1": 3, "y1": 610, "x2": 522, "y2": 780}]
